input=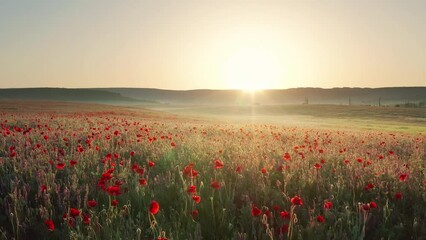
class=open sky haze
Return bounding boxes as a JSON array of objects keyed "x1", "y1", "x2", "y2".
[{"x1": 1, "y1": 0, "x2": 425, "y2": 90}]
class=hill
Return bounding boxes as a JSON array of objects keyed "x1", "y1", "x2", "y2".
[
  {"x1": 100, "y1": 87, "x2": 426, "y2": 106},
  {"x1": 0, "y1": 88, "x2": 143, "y2": 103}
]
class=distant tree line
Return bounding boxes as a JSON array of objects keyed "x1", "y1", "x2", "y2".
[{"x1": 395, "y1": 102, "x2": 426, "y2": 108}]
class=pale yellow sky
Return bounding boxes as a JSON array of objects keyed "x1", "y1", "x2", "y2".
[{"x1": 0, "y1": 0, "x2": 425, "y2": 90}]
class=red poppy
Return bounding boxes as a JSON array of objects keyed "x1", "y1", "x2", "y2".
[
  {"x1": 323, "y1": 201, "x2": 333, "y2": 210},
  {"x1": 130, "y1": 151, "x2": 136, "y2": 156},
  {"x1": 192, "y1": 195, "x2": 201, "y2": 204},
  {"x1": 399, "y1": 174, "x2": 408, "y2": 182},
  {"x1": 191, "y1": 209, "x2": 199, "y2": 219},
  {"x1": 314, "y1": 163, "x2": 322, "y2": 169},
  {"x1": 187, "y1": 185, "x2": 197, "y2": 194},
  {"x1": 148, "y1": 161, "x2": 155, "y2": 168},
  {"x1": 150, "y1": 201, "x2": 160, "y2": 215},
  {"x1": 87, "y1": 200, "x2": 97, "y2": 208},
  {"x1": 82, "y1": 213, "x2": 91, "y2": 225},
  {"x1": 69, "y1": 160, "x2": 78, "y2": 167},
  {"x1": 235, "y1": 166, "x2": 242, "y2": 173},
  {"x1": 45, "y1": 219, "x2": 54, "y2": 231},
  {"x1": 369, "y1": 201, "x2": 377, "y2": 209},
  {"x1": 291, "y1": 196, "x2": 303, "y2": 206},
  {"x1": 395, "y1": 192, "x2": 403, "y2": 200},
  {"x1": 56, "y1": 163, "x2": 65, "y2": 170},
  {"x1": 280, "y1": 211, "x2": 290, "y2": 220},
  {"x1": 365, "y1": 183, "x2": 374, "y2": 190},
  {"x1": 282, "y1": 152, "x2": 291, "y2": 161},
  {"x1": 214, "y1": 159, "x2": 224, "y2": 169},
  {"x1": 111, "y1": 199, "x2": 119, "y2": 207},
  {"x1": 139, "y1": 178, "x2": 147, "y2": 186},
  {"x1": 316, "y1": 215, "x2": 325, "y2": 223},
  {"x1": 106, "y1": 185, "x2": 121, "y2": 196},
  {"x1": 40, "y1": 185, "x2": 47, "y2": 192},
  {"x1": 183, "y1": 164, "x2": 198, "y2": 178},
  {"x1": 261, "y1": 168, "x2": 268, "y2": 174},
  {"x1": 210, "y1": 181, "x2": 221, "y2": 190},
  {"x1": 362, "y1": 204, "x2": 370, "y2": 211},
  {"x1": 251, "y1": 205, "x2": 262, "y2": 217},
  {"x1": 70, "y1": 208, "x2": 80, "y2": 217}
]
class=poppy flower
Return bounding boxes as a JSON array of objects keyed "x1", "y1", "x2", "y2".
[
  {"x1": 235, "y1": 166, "x2": 242, "y2": 173},
  {"x1": 87, "y1": 200, "x2": 97, "y2": 208},
  {"x1": 314, "y1": 163, "x2": 322, "y2": 169},
  {"x1": 251, "y1": 205, "x2": 262, "y2": 217},
  {"x1": 210, "y1": 181, "x2": 221, "y2": 190},
  {"x1": 316, "y1": 215, "x2": 325, "y2": 223},
  {"x1": 69, "y1": 160, "x2": 78, "y2": 167},
  {"x1": 261, "y1": 168, "x2": 268, "y2": 174},
  {"x1": 369, "y1": 201, "x2": 377, "y2": 209},
  {"x1": 45, "y1": 219, "x2": 54, "y2": 231},
  {"x1": 111, "y1": 199, "x2": 119, "y2": 207},
  {"x1": 323, "y1": 201, "x2": 333, "y2": 210},
  {"x1": 191, "y1": 209, "x2": 199, "y2": 219},
  {"x1": 40, "y1": 185, "x2": 47, "y2": 192},
  {"x1": 56, "y1": 163, "x2": 65, "y2": 170},
  {"x1": 395, "y1": 192, "x2": 403, "y2": 200},
  {"x1": 187, "y1": 185, "x2": 197, "y2": 194},
  {"x1": 365, "y1": 183, "x2": 374, "y2": 190},
  {"x1": 139, "y1": 178, "x2": 147, "y2": 186},
  {"x1": 82, "y1": 213, "x2": 91, "y2": 225},
  {"x1": 148, "y1": 161, "x2": 155, "y2": 167},
  {"x1": 106, "y1": 185, "x2": 121, "y2": 196},
  {"x1": 399, "y1": 174, "x2": 408, "y2": 182},
  {"x1": 280, "y1": 211, "x2": 290, "y2": 220},
  {"x1": 150, "y1": 201, "x2": 160, "y2": 215},
  {"x1": 282, "y1": 153, "x2": 291, "y2": 161},
  {"x1": 183, "y1": 164, "x2": 198, "y2": 178},
  {"x1": 214, "y1": 159, "x2": 224, "y2": 169},
  {"x1": 291, "y1": 196, "x2": 303, "y2": 206},
  {"x1": 70, "y1": 208, "x2": 80, "y2": 217},
  {"x1": 192, "y1": 195, "x2": 201, "y2": 204}
]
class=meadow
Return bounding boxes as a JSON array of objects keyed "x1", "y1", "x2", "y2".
[{"x1": 0, "y1": 101, "x2": 425, "y2": 240}]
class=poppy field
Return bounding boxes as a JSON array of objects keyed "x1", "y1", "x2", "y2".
[{"x1": 0, "y1": 102, "x2": 425, "y2": 240}]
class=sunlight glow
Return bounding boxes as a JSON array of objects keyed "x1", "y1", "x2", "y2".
[{"x1": 224, "y1": 47, "x2": 281, "y2": 92}]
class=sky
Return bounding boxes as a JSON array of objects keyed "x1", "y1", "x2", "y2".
[{"x1": 0, "y1": 0, "x2": 425, "y2": 90}]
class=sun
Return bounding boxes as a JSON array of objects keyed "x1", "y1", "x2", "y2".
[{"x1": 224, "y1": 47, "x2": 281, "y2": 92}]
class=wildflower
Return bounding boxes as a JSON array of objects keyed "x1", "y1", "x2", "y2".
[
  {"x1": 280, "y1": 211, "x2": 290, "y2": 220},
  {"x1": 369, "y1": 201, "x2": 377, "y2": 209},
  {"x1": 87, "y1": 200, "x2": 97, "y2": 208},
  {"x1": 150, "y1": 201, "x2": 160, "y2": 215},
  {"x1": 324, "y1": 201, "x2": 333, "y2": 210},
  {"x1": 291, "y1": 196, "x2": 303, "y2": 206},
  {"x1": 56, "y1": 163, "x2": 65, "y2": 170},
  {"x1": 70, "y1": 208, "x2": 80, "y2": 217},
  {"x1": 69, "y1": 160, "x2": 78, "y2": 167},
  {"x1": 214, "y1": 159, "x2": 224, "y2": 169},
  {"x1": 399, "y1": 174, "x2": 408, "y2": 182},
  {"x1": 395, "y1": 192, "x2": 403, "y2": 200},
  {"x1": 210, "y1": 181, "x2": 221, "y2": 190},
  {"x1": 192, "y1": 195, "x2": 201, "y2": 204},
  {"x1": 187, "y1": 185, "x2": 197, "y2": 194},
  {"x1": 45, "y1": 219, "x2": 54, "y2": 231},
  {"x1": 111, "y1": 199, "x2": 119, "y2": 207},
  {"x1": 316, "y1": 215, "x2": 325, "y2": 223},
  {"x1": 191, "y1": 209, "x2": 199, "y2": 219},
  {"x1": 251, "y1": 205, "x2": 262, "y2": 217},
  {"x1": 139, "y1": 178, "x2": 147, "y2": 186}
]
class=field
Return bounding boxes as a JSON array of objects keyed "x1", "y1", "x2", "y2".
[{"x1": 0, "y1": 101, "x2": 425, "y2": 240}]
